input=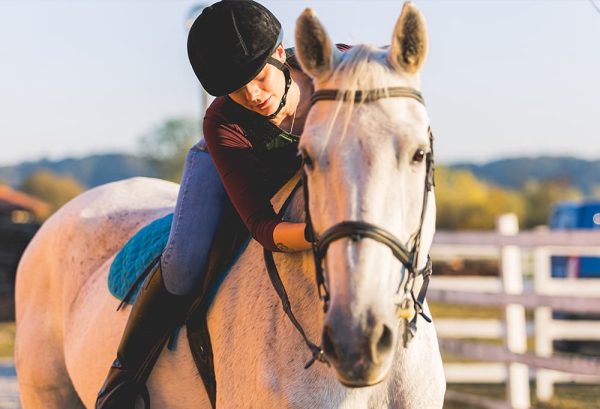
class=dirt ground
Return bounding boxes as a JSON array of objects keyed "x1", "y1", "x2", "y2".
[{"x1": 0, "y1": 358, "x2": 19, "y2": 409}]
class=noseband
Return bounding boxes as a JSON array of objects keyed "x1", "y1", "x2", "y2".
[{"x1": 264, "y1": 86, "x2": 436, "y2": 368}]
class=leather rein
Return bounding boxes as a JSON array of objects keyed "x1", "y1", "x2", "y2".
[{"x1": 264, "y1": 86, "x2": 436, "y2": 368}]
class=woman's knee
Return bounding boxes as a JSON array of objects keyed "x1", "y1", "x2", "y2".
[{"x1": 161, "y1": 254, "x2": 206, "y2": 295}]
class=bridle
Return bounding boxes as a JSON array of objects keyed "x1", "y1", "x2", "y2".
[{"x1": 264, "y1": 85, "x2": 436, "y2": 369}]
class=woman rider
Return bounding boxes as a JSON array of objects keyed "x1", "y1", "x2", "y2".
[{"x1": 96, "y1": 1, "x2": 349, "y2": 407}]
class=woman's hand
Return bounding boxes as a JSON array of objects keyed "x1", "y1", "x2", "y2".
[{"x1": 272, "y1": 222, "x2": 312, "y2": 252}]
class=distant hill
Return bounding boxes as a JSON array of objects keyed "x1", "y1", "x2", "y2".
[
  {"x1": 450, "y1": 156, "x2": 600, "y2": 195},
  {"x1": 1, "y1": 153, "x2": 598, "y2": 195},
  {"x1": 0, "y1": 153, "x2": 160, "y2": 188}
]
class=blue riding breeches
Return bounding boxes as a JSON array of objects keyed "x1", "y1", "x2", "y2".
[{"x1": 160, "y1": 142, "x2": 227, "y2": 295}]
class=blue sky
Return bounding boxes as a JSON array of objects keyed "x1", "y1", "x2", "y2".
[{"x1": 1, "y1": 0, "x2": 599, "y2": 166}]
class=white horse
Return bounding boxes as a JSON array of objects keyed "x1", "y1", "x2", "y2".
[{"x1": 15, "y1": 3, "x2": 445, "y2": 408}]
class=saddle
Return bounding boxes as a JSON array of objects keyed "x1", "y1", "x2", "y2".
[{"x1": 109, "y1": 199, "x2": 249, "y2": 408}]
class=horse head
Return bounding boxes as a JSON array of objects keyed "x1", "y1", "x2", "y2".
[{"x1": 295, "y1": 2, "x2": 436, "y2": 387}]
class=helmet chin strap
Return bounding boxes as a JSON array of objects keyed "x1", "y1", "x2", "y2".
[{"x1": 264, "y1": 56, "x2": 292, "y2": 120}]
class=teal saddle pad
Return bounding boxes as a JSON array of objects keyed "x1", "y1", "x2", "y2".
[{"x1": 108, "y1": 213, "x2": 174, "y2": 304}]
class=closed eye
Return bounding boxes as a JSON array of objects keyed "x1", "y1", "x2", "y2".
[{"x1": 301, "y1": 149, "x2": 314, "y2": 170}]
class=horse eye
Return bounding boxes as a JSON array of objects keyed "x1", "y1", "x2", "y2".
[
  {"x1": 301, "y1": 150, "x2": 314, "y2": 170},
  {"x1": 412, "y1": 149, "x2": 426, "y2": 163}
]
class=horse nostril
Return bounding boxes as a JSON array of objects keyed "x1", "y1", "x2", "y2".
[
  {"x1": 322, "y1": 325, "x2": 339, "y2": 362},
  {"x1": 373, "y1": 324, "x2": 393, "y2": 363}
]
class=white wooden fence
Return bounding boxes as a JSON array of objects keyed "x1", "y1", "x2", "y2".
[{"x1": 429, "y1": 214, "x2": 600, "y2": 409}]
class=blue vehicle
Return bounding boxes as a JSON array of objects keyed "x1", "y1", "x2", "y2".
[
  {"x1": 549, "y1": 201, "x2": 600, "y2": 279},
  {"x1": 548, "y1": 201, "x2": 600, "y2": 355}
]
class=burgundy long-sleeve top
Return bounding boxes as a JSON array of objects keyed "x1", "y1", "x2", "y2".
[{"x1": 203, "y1": 45, "x2": 350, "y2": 252}]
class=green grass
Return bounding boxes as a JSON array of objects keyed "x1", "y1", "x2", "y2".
[
  {"x1": 444, "y1": 384, "x2": 600, "y2": 409},
  {"x1": 433, "y1": 302, "x2": 600, "y2": 408},
  {"x1": 0, "y1": 322, "x2": 15, "y2": 358},
  {"x1": 429, "y1": 302, "x2": 503, "y2": 320}
]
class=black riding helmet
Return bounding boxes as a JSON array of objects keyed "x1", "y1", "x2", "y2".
[{"x1": 187, "y1": 0, "x2": 292, "y2": 118}]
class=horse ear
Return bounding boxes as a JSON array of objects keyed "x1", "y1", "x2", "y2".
[
  {"x1": 388, "y1": 2, "x2": 428, "y2": 74},
  {"x1": 295, "y1": 8, "x2": 340, "y2": 80}
]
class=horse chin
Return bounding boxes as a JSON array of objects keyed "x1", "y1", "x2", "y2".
[
  {"x1": 338, "y1": 374, "x2": 387, "y2": 389},
  {"x1": 333, "y1": 359, "x2": 392, "y2": 389}
]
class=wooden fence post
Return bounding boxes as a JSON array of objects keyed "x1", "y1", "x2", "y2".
[
  {"x1": 497, "y1": 213, "x2": 531, "y2": 409},
  {"x1": 534, "y1": 247, "x2": 554, "y2": 401}
]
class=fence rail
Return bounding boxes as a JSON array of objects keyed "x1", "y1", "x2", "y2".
[
  {"x1": 438, "y1": 339, "x2": 600, "y2": 376},
  {"x1": 429, "y1": 214, "x2": 600, "y2": 409},
  {"x1": 434, "y1": 229, "x2": 600, "y2": 247},
  {"x1": 428, "y1": 288, "x2": 600, "y2": 314}
]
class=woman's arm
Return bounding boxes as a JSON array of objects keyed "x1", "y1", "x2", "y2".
[
  {"x1": 204, "y1": 100, "x2": 307, "y2": 252},
  {"x1": 272, "y1": 222, "x2": 312, "y2": 252}
]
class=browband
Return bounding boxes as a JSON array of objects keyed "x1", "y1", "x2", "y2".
[{"x1": 311, "y1": 87, "x2": 425, "y2": 106}]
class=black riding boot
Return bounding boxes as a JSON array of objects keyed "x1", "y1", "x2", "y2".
[{"x1": 96, "y1": 261, "x2": 193, "y2": 409}]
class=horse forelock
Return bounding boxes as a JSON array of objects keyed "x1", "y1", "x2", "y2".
[
  {"x1": 308, "y1": 44, "x2": 422, "y2": 156},
  {"x1": 332, "y1": 44, "x2": 395, "y2": 92}
]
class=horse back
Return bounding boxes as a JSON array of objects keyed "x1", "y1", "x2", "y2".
[{"x1": 14, "y1": 177, "x2": 179, "y2": 408}]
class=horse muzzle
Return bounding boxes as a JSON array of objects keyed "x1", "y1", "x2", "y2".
[{"x1": 322, "y1": 309, "x2": 397, "y2": 387}]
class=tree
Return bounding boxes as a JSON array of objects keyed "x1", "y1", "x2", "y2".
[
  {"x1": 435, "y1": 166, "x2": 526, "y2": 230},
  {"x1": 522, "y1": 179, "x2": 581, "y2": 228},
  {"x1": 138, "y1": 117, "x2": 201, "y2": 182},
  {"x1": 20, "y1": 170, "x2": 85, "y2": 218}
]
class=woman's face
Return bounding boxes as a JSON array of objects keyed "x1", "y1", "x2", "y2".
[{"x1": 228, "y1": 47, "x2": 285, "y2": 116}]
